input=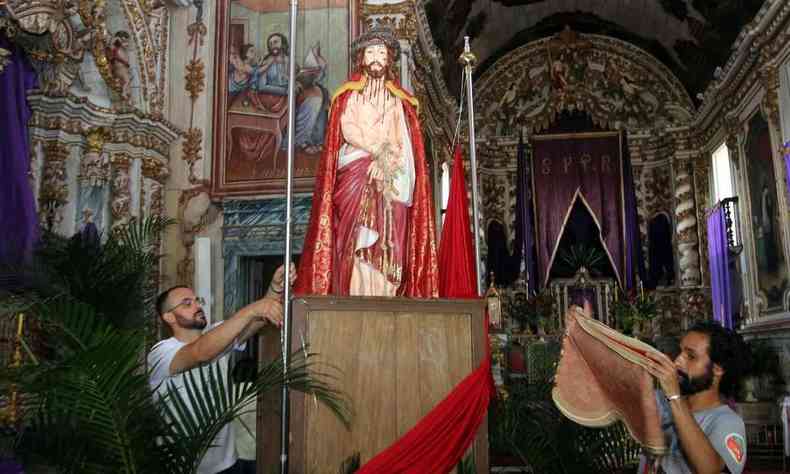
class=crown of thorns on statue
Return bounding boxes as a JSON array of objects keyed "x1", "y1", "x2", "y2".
[{"x1": 350, "y1": 26, "x2": 401, "y2": 59}]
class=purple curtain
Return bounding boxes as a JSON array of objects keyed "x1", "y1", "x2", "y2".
[
  {"x1": 707, "y1": 207, "x2": 733, "y2": 329},
  {"x1": 531, "y1": 134, "x2": 624, "y2": 287},
  {"x1": 514, "y1": 133, "x2": 538, "y2": 294},
  {"x1": 0, "y1": 33, "x2": 38, "y2": 266},
  {"x1": 784, "y1": 141, "x2": 790, "y2": 200}
]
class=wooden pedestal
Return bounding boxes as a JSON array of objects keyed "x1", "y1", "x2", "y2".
[{"x1": 257, "y1": 296, "x2": 489, "y2": 473}]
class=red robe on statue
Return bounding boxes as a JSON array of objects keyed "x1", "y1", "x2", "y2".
[{"x1": 295, "y1": 73, "x2": 439, "y2": 297}]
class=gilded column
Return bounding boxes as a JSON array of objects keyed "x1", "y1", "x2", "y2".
[
  {"x1": 80, "y1": 128, "x2": 110, "y2": 187},
  {"x1": 39, "y1": 141, "x2": 70, "y2": 232},
  {"x1": 141, "y1": 157, "x2": 169, "y2": 218},
  {"x1": 110, "y1": 154, "x2": 133, "y2": 233},
  {"x1": 692, "y1": 150, "x2": 711, "y2": 287},
  {"x1": 672, "y1": 130, "x2": 701, "y2": 287}
]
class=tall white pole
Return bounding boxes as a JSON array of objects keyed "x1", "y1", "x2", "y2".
[
  {"x1": 459, "y1": 36, "x2": 483, "y2": 295},
  {"x1": 280, "y1": 0, "x2": 298, "y2": 472}
]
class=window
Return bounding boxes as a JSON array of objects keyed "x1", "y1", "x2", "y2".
[{"x1": 712, "y1": 142, "x2": 735, "y2": 202}]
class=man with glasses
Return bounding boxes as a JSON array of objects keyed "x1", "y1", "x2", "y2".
[{"x1": 148, "y1": 264, "x2": 292, "y2": 474}]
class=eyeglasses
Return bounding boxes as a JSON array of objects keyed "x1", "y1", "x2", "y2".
[{"x1": 163, "y1": 296, "x2": 206, "y2": 314}]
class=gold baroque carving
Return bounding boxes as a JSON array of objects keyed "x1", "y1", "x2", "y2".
[
  {"x1": 758, "y1": 63, "x2": 780, "y2": 126},
  {"x1": 84, "y1": 127, "x2": 109, "y2": 153},
  {"x1": 185, "y1": 58, "x2": 205, "y2": 101},
  {"x1": 182, "y1": 127, "x2": 203, "y2": 184},
  {"x1": 40, "y1": 141, "x2": 70, "y2": 207},
  {"x1": 362, "y1": 2, "x2": 416, "y2": 39},
  {"x1": 474, "y1": 30, "x2": 694, "y2": 138},
  {"x1": 141, "y1": 156, "x2": 168, "y2": 182},
  {"x1": 111, "y1": 152, "x2": 133, "y2": 169}
]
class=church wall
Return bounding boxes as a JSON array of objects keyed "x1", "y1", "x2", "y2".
[{"x1": 690, "y1": 2, "x2": 790, "y2": 389}]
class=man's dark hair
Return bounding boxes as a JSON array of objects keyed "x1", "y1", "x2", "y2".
[
  {"x1": 687, "y1": 320, "x2": 750, "y2": 398},
  {"x1": 156, "y1": 285, "x2": 189, "y2": 317},
  {"x1": 239, "y1": 43, "x2": 255, "y2": 62}
]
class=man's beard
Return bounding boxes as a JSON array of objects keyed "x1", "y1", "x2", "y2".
[
  {"x1": 678, "y1": 363, "x2": 714, "y2": 396},
  {"x1": 364, "y1": 61, "x2": 386, "y2": 79},
  {"x1": 176, "y1": 310, "x2": 207, "y2": 330}
]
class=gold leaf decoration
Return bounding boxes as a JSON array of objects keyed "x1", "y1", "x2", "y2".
[{"x1": 185, "y1": 58, "x2": 205, "y2": 101}]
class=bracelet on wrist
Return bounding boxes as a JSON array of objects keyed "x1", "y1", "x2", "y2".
[
  {"x1": 271, "y1": 286, "x2": 284, "y2": 294},
  {"x1": 667, "y1": 394, "x2": 682, "y2": 402}
]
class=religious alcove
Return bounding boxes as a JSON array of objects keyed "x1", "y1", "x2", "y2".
[
  {"x1": 646, "y1": 213, "x2": 675, "y2": 289},
  {"x1": 549, "y1": 198, "x2": 616, "y2": 281}
]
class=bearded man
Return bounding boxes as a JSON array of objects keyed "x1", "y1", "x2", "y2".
[
  {"x1": 295, "y1": 26, "x2": 438, "y2": 297},
  {"x1": 148, "y1": 264, "x2": 292, "y2": 473},
  {"x1": 641, "y1": 321, "x2": 748, "y2": 474}
]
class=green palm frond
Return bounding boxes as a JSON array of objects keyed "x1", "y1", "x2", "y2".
[
  {"x1": 157, "y1": 350, "x2": 351, "y2": 474},
  {"x1": 0, "y1": 216, "x2": 173, "y2": 330},
  {"x1": 0, "y1": 299, "x2": 172, "y2": 474}
]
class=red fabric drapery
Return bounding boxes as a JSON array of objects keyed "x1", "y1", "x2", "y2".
[
  {"x1": 531, "y1": 134, "x2": 624, "y2": 286},
  {"x1": 438, "y1": 145, "x2": 478, "y2": 299},
  {"x1": 357, "y1": 146, "x2": 493, "y2": 473}
]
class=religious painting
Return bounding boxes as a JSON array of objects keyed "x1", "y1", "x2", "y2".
[
  {"x1": 745, "y1": 113, "x2": 788, "y2": 311},
  {"x1": 212, "y1": 0, "x2": 358, "y2": 196}
]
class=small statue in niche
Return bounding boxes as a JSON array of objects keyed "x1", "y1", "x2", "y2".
[
  {"x1": 76, "y1": 207, "x2": 100, "y2": 249},
  {"x1": 107, "y1": 31, "x2": 132, "y2": 101}
]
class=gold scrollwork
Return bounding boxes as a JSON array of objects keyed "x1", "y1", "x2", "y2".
[{"x1": 185, "y1": 58, "x2": 205, "y2": 101}]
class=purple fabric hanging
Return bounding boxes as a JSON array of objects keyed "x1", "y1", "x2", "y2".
[
  {"x1": 621, "y1": 132, "x2": 645, "y2": 292},
  {"x1": 531, "y1": 134, "x2": 624, "y2": 287},
  {"x1": 514, "y1": 133, "x2": 538, "y2": 294},
  {"x1": 707, "y1": 207, "x2": 733, "y2": 329},
  {"x1": 784, "y1": 141, "x2": 790, "y2": 200},
  {"x1": 0, "y1": 33, "x2": 39, "y2": 266}
]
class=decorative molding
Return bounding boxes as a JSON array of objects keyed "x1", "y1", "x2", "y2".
[
  {"x1": 474, "y1": 30, "x2": 695, "y2": 141},
  {"x1": 694, "y1": 0, "x2": 790, "y2": 132},
  {"x1": 40, "y1": 141, "x2": 69, "y2": 207},
  {"x1": 758, "y1": 63, "x2": 781, "y2": 127},
  {"x1": 182, "y1": 127, "x2": 203, "y2": 184},
  {"x1": 27, "y1": 93, "x2": 180, "y2": 172},
  {"x1": 673, "y1": 159, "x2": 701, "y2": 287},
  {"x1": 180, "y1": 5, "x2": 206, "y2": 190},
  {"x1": 119, "y1": 0, "x2": 168, "y2": 113},
  {"x1": 222, "y1": 197, "x2": 312, "y2": 314},
  {"x1": 39, "y1": 140, "x2": 70, "y2": 231},
  {"x1": 141, "y1": 156, "x2": 169, "y2": 182},
  {"x1": 184, "y1": 58, "x2": 205, "y2": 101},
  {"x1": 80, "y1": 127, "x2": 110, "y2": 186},
  {"x1": 362, "y1": 2, "x2": 416, "y2": 39},
  {"x1": 110, "y1": 153, "x2": 133, "y2": 233}
]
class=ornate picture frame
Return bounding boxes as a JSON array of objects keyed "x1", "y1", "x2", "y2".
[
  {"x1": 212, "y1": 0, "x2": 359, "y2": 197},
  {"x1": 744, "y1": 111, "x2": 788, "y2": 312}
]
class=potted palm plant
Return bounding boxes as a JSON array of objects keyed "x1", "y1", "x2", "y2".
[
  {"x1": 0, "y1": 217, "x2": 349, "y2": 473},
  {"x1": 610, "y1": 288, "x2": 657, "y2": 339}
]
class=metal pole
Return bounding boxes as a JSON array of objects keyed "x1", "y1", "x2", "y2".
[
  {"x1": 280, "y1": 0, "x2": 298, "y2": 472},
  {"x1": 459, "y1": 36, "x2": 483, "y2": 296}
]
